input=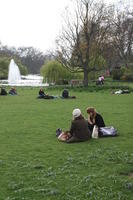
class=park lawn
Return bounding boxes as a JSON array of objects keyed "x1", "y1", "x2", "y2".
[{"x1": 0, "y1": 87, "x2": 133, "y2": 200}]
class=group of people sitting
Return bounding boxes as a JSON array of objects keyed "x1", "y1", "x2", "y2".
[
  {"x1": 0, "y1": 87, "x2": 17, "y2": 96},
  {"x1": 56, "y1": 107, "x2": 105, "y2": 143},
  {"x1": 37, "y1": 88, "x2": 76, "y2": 99}
]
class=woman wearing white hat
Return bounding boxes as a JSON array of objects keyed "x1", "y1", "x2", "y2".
[{"x1": 66, "y1": 108, "x2": 91, "y2": 143}]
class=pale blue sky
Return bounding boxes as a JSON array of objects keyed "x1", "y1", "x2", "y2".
[{"x1": 0, "y1": 0, "x2": 131, "y2": 53}]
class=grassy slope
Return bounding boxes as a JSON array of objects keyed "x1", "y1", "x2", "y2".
[{"x1": 0, "y1": 87, "x2": 133, "y2": 200}]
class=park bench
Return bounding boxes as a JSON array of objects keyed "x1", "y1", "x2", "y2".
[{"x1": 70, "y1": 79, "x2": 83, "y2": 87}]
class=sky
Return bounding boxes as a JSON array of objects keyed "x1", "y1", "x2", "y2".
[{"x1": 0, "y1": 0, "x2": 132, "y2": 53}]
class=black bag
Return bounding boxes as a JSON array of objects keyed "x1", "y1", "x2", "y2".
[
  {"x1": 56, "y1": 128, "x2": 62, "y2": 137},
  {"x1": 99, "y1": 126, "x2": 117, "y2": 137}
]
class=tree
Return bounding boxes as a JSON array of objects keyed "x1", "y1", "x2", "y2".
[
  {"x1": 55, "y1": 0, "x2": 112, "y2": 86},
  {"x1": 40, "y1": 60, "x2": 82, "y2": 84},
  {"x1": 110, "y1": 7, "x2": 133, "y2": 68},
  {"x1": 17, "y1": 47, "x2": 46, "y2": 74},
  {"x1": 0, "y1": 57, "x2": 9, "y2": 79},
  {"x1": 0, "y1": 43, "x2": 47, "y2": 74},
  {"x1": 0, "y1": 44, "x2": 28, "y2": 75}
]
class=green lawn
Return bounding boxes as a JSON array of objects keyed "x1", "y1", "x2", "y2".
[{"x1": 0, "y1": 87, "x2": 133, "y2": 200}]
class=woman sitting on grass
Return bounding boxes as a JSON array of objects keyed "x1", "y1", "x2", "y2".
[
  {"x1": 9, "y1": 87, "x2": 17, "y2": 95},
  {"x1": 0, "y1": 87, "x2": 7, "y2": 95},
  {"x1": 58, "y1": 108, "x2": 91, "y2": 143},
  {"x1": 38, "y1": 88, "x2": 54, "y2": 99},
  {"x1": 38, "y1": 88, "x2": 46, "y2": 98},
  {"x1": 86, "y1": 107, "x2": 105, "y2": 135}
]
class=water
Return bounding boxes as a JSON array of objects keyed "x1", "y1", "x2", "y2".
[
  {"x1": 19, "y1": 74, "x2": 48, "y2": 86},
  {"x1": 8, "y1": 59, "x2": 21, "y2": 84}
]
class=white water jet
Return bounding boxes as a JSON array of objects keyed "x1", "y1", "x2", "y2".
[
  {"x1": 8, "y1": 59, "x2": 21, "y2": 84},
  {"x1": 0, "y1": 59, "x2": 48, "y2": 86}
]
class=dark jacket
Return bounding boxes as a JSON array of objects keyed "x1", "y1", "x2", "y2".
[
  {"x1": 39, "y1": 90, "x2": 45, "y2": 96},
  {"x1": 62, "y1": 90, "x2": 69, "y2": 98},
  {"x1": 88, "y1": 113, "x2": 105, "y2": 133},
  {"x1": 70, "y1": 118, "x2": 91, "y2": 140},
  {"x1": 95, "y1": 113, "x2": 105, "y2": 127},
  {"x1": 0, "y1": 88, "x2": 7, "y2": 95},
  {"x1": 9, "y1": 89, "x2": 17, "y2": 95}
]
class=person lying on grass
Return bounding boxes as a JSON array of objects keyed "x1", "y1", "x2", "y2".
[
  {"x1": 86, "y1": 107, "x2": 105, "y2": 137},
  {"x1": 57, "y1": 108, "x2": 91, "y2": 143},
  {"x1": 111, "y1": 89, "x2": 130, "y2": 94}
]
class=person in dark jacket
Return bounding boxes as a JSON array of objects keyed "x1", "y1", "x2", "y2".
[
  {"x1": 38, "y1": 88, "x2": 54, "y2": 99},
  {"x1": 62, "y1": 89, "x2": 69, "y2": 98},
  {"x1": 0, "y1": 87, "x2": 7, "y2": 95},
  {"x1": 66, "y1": 108, "x2": 91, "y2": 143},
  {"x1": 86, "y1": 107, "x2": 105, "y2": 135},
  {"x1": 9, "y1": 87, "x2": 17, "y2": 95},
  {"x1": 62, "y1": 89, "x2": 76, "y2": 99},
  {"x1": 38, "y1": 88, "x2": 45, "y2": 98}
]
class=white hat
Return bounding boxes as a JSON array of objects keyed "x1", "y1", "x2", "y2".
[{"x1": 72, "y1": 108, "x2": 81, "y2": 119}]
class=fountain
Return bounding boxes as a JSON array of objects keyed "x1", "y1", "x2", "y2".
[
  {"x1": 0, "y1": 59, "x2": 49, "y2": 87},
  {"x1": 8, "y1": 59, "x2": 21, "y2": 84}
]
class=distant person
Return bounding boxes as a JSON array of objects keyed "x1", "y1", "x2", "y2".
[
  {"x1": 62, "y1": 89, "x2": 76, "y2": 99},
  {"x1": 112, "y1": 89, "x2": 130, "y2": 94},
  {"x1": 98, "y1": 76, "x2": 102, "y2": 83},
  {"x1": 0, "y1": 87, "x2": 7, "y2": 95},
  {"x1": 121, "y1": 89, "x2": 130, "y2": 94},
  {"x1": 101, "y1": 75, "x2": 104, "y2": 84},
  {"x1": 57, "y1": 108, "x2": 91, "y2": 143},
  {"x1": 86, "y1": 107, "x2": 105, "y2": 135},
  {"x1": 62, "y1": 89, "x2": 69, "y2": 98},
  {"x1": 38, "y1": 88, "x2": 45, "y2": 98},
  {"x1": 9, "y1": 87, "x2": 17, "y2": 95},
  {"x1": 38, "y1": 88, "x2": 54, "y2": 99},
  {"x1": 96, "y1": 76, "x2": 104, "y2": 85}
]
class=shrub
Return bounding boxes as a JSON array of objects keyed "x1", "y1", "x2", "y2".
[
  {"x1": 0, "y1": 58, "x2": 9, "y2": 79},
  {"x1": 40, "y1": 60, "x2": 83, "y2": 84},
  {"x1": 111, "y1": 68, "x2": 125, "y2": 80},
  {"x1": 56, "y1": 79, "x2": 69, "y2": 85},
  {"x1": 121, "y1": 72, "x2": 133, "y2": 81}
]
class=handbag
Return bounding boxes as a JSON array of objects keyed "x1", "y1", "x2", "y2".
[
  {"x1": 99, "y1": 126, "x2": 117, "y2": 137},
  {"x1": 58, "y1": 132, "x2": 71, "y2": 141},
  {"x1": 92, "y1": 125, "x2": 98, "y2": 139}
]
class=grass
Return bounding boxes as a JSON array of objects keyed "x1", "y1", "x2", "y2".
[{"x1": 0, "y1": 86, "x2": 133, "y2": 200}]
